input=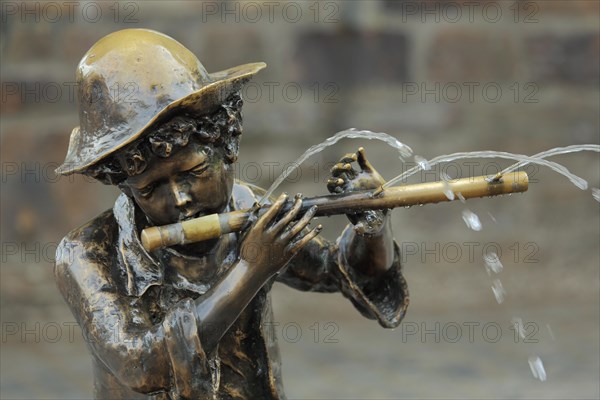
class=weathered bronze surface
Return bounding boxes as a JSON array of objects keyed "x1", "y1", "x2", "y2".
[{"x1": 55, "y1": 29, "x2": 408, "y2": 399}]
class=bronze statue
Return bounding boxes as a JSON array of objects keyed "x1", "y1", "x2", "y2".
[
  {"x1": 55, "y1": 29, "x2": 528, "y2": 399},
  {"x1": 55, "y1": 29, "x2": 408, "y2": 399}
]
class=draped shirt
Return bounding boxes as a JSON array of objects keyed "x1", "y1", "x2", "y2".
[{"x1": 55, "y1": 182, "x2": 409, "y2": 399}]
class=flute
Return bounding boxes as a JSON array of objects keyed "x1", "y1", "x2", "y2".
[{"x1": 141, "y1": 172, "x2": 528, "y2": 252}]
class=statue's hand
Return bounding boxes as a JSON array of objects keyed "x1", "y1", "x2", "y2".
[
  {"x1": 327, "y1": 147, "x2": 389, "y2": 236},
  {"x1": 240, "y1": 193, "x2": 321, "y2": 279}
]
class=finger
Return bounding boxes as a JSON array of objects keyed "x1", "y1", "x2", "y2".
[
  {"x1": 329, "y1": 185, "x2": 344, "y2": 194},
  {"x1": 269, "y1": 194, "x2": 302, "y2": 234},
  {"x1": 287, "y1": 224, "x2": 323, "y2": 255},
  {"x1": 327, "y1": 178, "x2": 346, "y2": 194},
  {"x1": 339, "y1": 153, "x2": 358, "y2": 164},
  {"x1": 330, "y1": 162, "x2": 354, "y2": 178},
  {"x1": 281, "y1": 205, "x2": 317, "y2": 242},
  {"x1": 356, "y1": 147, "x2": 375, "y2": 173},
  {"x1": 256, "y1": 192, "x2": 288, "y2": 229}
]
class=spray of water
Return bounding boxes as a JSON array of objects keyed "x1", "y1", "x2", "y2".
[
  {"x1": 484, "y1": 252, "x2": 503, "y2": 275},
  {"x1": 498, "y1": 144, "x2": 600, "y2": 177},
  {"x1": 259, "y1": 128, "x2": 413, "y2": 204},
  {"x1": 512, "y1": 317, "x2": 526, "y2": 340},
  {"x1": 259, "y1": 128, "x2": 597, "y2": 202},
  {"x1": 462, "y1": 210, "x2": 482, "y2": 231},
  {"x1": 591, "y1": 188, "x2": 600, "y2": 203},
  {"x1": 383, "y1": 150, "x2": 590, "y2": 190},
  {"x1": 254, "y1": 132, "x2": 596, "y2": 383},
  {"x1": 491, "y1": 279, "x2": 506, "y2": 304},
  {"x1": 528, "y1": 356, "x2": 547, "y2": 381}
]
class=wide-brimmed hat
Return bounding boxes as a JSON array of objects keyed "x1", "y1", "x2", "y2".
[{"x1": 56, "y1": 29, "x2": 266, "y2": 175}]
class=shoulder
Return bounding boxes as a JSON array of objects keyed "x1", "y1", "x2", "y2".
[
  {"x1": 54, "y1": 209, "x2": 119, "y2": 298},
  {"x1": 58, "y1": 209, "x2": 117, "y2": 251}
]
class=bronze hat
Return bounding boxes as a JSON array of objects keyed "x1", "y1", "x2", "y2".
[{"x1": 56, "y1": 28, "x2": 266, "y2": 175}]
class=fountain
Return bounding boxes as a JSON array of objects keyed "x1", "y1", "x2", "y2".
[{"x1": 140, "y1": 130, "x2": 598, "y2": 384}]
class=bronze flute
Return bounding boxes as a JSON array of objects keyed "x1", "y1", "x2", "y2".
[{"x1": 141, "y1": 172, "x2": 528, "y2": 252}]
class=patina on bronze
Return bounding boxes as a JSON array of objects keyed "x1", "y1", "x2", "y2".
[{"x1": 55, "y1": 29, "x2": 408, "y2": 399}]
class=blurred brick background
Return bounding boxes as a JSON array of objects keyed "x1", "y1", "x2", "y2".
[{"x1": 1, "y1": 1, "x2": 599, "y2": 399}]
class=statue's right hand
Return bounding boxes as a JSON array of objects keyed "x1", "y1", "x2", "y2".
[{"x1": 239, "y1": 193, "x2": 321, "y2": 279}]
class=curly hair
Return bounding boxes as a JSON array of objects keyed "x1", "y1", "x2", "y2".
[{"x1": 84, "y1": 92, "x2": 243, "y2": 185}]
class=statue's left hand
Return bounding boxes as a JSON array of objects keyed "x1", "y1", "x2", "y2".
[{"x1": 327, "y1": 147, "x2": 389, "y2": 236}]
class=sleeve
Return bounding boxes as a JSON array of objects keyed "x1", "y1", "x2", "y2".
[
  {"x1": 162, "y1": 299, "x2": 220, "y2": 397},
  {"x1": 55, "y1": 236, "x2": 218, "y2": 398},
  {"x1": 276, "y1": 224, "x2": 409, "y2": 329},
  {"x1": 334, "y1": 225, "x2": 409, "y2": 328},
  {"x1": 239, "y1": 182, "x2": 409, "y2": 328}
]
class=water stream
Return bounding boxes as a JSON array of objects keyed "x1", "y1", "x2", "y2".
[
  {"x1": 260, "y1": 129, "x2": 598, "y2": 202},
  {"x1": 259, "y1": 128, "x2": 413, "y2": 204},
  {"x1": 498, "y1": 144, "x2": 600, "y2": 177},
  {"x1": 383, "y1": 149, "x2": 596, "y2": 191}
]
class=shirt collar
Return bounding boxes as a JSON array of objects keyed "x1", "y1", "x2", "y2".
[
  {"x1": 112, "y1": 182, "x2": 258, "y2": 297},
  {"x1": 114, "y1": 193, "x2": 163, "y2": 297}
]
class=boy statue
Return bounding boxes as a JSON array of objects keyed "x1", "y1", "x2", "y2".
[{"x1": 55, "y1": 29, "x2": 409, "y2": 399}]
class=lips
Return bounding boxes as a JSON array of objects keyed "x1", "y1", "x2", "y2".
[{"x1": 178, "y1": 209, "x2": 204, "y2": 222}]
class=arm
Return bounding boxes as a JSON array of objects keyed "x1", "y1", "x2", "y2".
[
  {"x1": 279, "y1": 148, "x2": 409, "y2": 327},
  {"x1": 280, "y1": 147, "x2": 396, "y2": 286},
  {"x1": 55, "y1": 237, "x2": 172, "y2": 393},
  {"x1": 56, "y1": 197, "x2": 320, "y2": 396},
  {"x1": 193, "y1": 192, "x2": 321, "y2": 353},
  {"x1": 327, "y1": 147, "x2": 395, "y2": 277}
]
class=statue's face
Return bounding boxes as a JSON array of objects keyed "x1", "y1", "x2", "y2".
[{"x1": 123, "y1": 141, "x2": 234, "y2": 226}]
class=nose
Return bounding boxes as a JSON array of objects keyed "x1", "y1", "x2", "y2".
[{"x1": 170, "y1": 182, "x2": 192, "y2": 207}]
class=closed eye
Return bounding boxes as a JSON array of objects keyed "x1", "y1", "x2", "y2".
[
  {"x1": 138, "y1": 183, "x2": 155, "y2": 197},
  {"x1": 188, "y1": 163, "x2": 209, "y2": 177}
]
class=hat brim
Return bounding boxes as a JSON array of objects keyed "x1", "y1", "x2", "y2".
[{"x1": 56, "y1": 62, "x2": 266, "y2": 176}]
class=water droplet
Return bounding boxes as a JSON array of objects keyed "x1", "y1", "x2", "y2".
[
  {"x1": 487, "y1": 212, "x2": 497, "y2": 223},
  {"x1": 511, "y1": 317, "x2": 526, "y2": 340},
  {"x1": 546, "y1": 324, "x2": 556, "y2": 341},
  {"x1": 440, "y1": 171, "x2": 452, "y2": 181},
  {"x1": 491, "y1": 279, "x2": 506, "y2": 303},
  {"x1": 444, "y1": 188, "x2": 455, "y2": 200},
  {"x1": 442, "y1": 178, "x2": 455, "y2": 200},
  {"x1": 592, "y1": 188, "x2": 600, "y2": 202},
  {"x1": 528, "y1": 356, "x2": 547, "y2": 382},
  {"x1": 414, "y1": 155, "x2": 431, "y2": 171},
  {"x1": 462, "y1": 210, "x2": 482, "y2": 231},
  {"x1": 484, "y1": 252, "x2": 503, "y2": 275}
]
